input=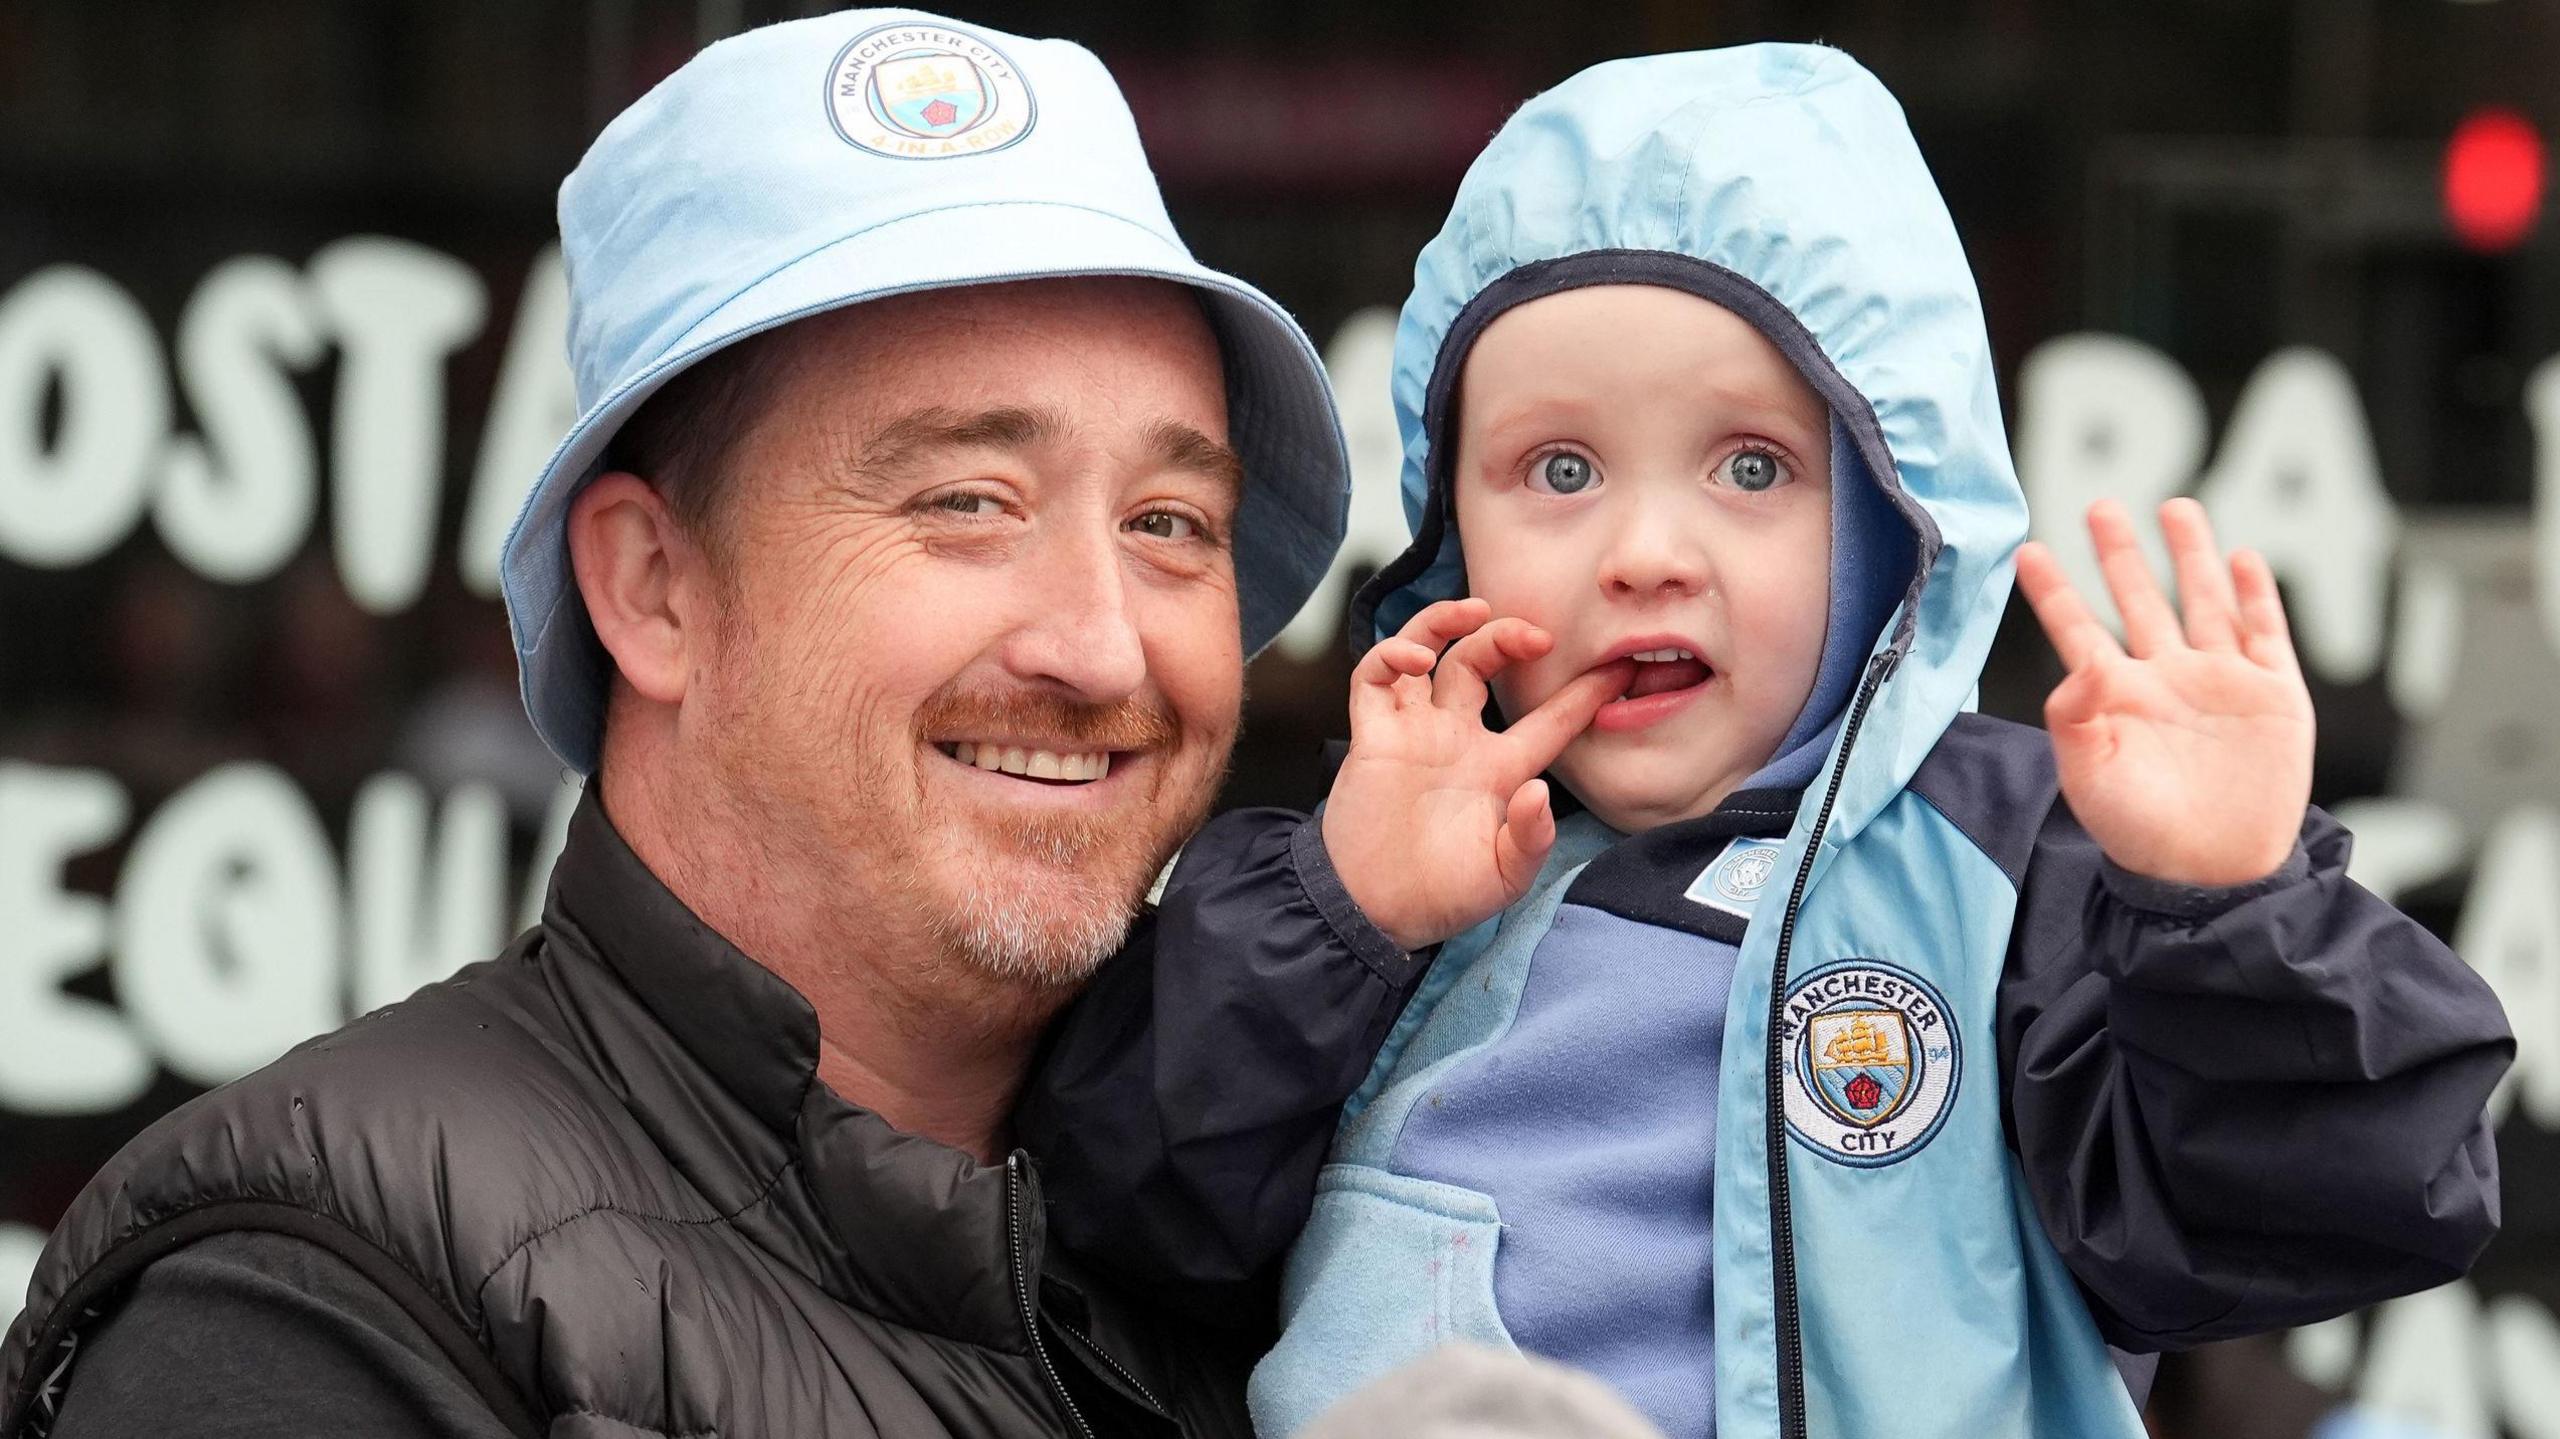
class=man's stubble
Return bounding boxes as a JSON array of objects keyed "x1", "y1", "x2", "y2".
[{"x1": 697, "y1": 598, "x2": 1232, "y2": 1001}]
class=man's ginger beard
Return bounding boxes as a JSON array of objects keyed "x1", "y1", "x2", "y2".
[
  {"x1": 692, "y1": 597, "x2": 1224, "y2": 995},
  {"x1": 905, "y1": 683, "x2": 1205, "y2": 986}
]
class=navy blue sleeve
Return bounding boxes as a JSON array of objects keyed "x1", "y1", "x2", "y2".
[
  {"x1": 2000, "y1": 795, "x2": 2513, "y2": 1351},
  {"x1": 1016, "y1": 806, "x2": 1429, "y2": 1323}
]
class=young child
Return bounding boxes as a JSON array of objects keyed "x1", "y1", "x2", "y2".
[{"x1": 1019, "y1": 44, "x2": 2509, "y2": 1439}]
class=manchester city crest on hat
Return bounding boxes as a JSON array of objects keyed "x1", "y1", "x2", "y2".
[
  {"x1": 1779, "y1": 959, "x2": 1961, "y2": 1167},
  {"x1": 1684, "y1": 835, "x2": 1787, "y2": 920},
  {"x1": 827, "y1": 21, "x2": 1037, "y2": 159}
]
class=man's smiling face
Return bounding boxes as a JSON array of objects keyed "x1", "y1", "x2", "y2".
[{"x1": 683, "y1": 277, "x2": 1243, "y2": 986}]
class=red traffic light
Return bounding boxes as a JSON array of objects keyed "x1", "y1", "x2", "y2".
[{"x1": 2443, "y1": 107, "x2": 2544, "y2": 253}]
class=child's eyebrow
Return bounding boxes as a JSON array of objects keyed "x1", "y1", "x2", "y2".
[
  {"x1": 1693, "y1": 377, "x2": 1829, "y2": 438},
  {"x1": 1472, "y1": 390, "x2": 1827, "y2": 454},
  {"x1": 1474, "y1": 397, "x2": 1598, "y2": 448}
]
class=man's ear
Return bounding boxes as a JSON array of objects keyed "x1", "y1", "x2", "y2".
[{"x1": 568, "y1": 471, "x2": 696, "y2": 705}]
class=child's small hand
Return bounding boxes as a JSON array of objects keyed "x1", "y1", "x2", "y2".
[
  {"x1": 2015, "y1": 498, "x2": 2315, "y2": 888},
  {"x1": 1323, "y1": 599, "x2": 1635, "y2": 952}
]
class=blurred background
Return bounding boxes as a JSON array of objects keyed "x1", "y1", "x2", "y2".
[{"x1": 2, "y1": 1, "x2": 2556, "y2": 1434}]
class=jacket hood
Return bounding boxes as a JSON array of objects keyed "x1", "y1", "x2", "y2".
[{"x1": 1349, "y1": 43, "x2": 2026, "y2": 840}]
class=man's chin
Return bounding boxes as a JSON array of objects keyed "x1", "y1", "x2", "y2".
[
  {"x1": 916, "y1": 840, "x2": 1160, "y2": 989},
  {"x1": 931, "y1": 878, "x2": 1143, "y2": 989},
  {"x1": 907, "y1": 755, "x2": 1219, "y2": 986}
]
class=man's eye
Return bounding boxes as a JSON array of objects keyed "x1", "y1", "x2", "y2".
[
  {"x1": 934, "y1": 492, "x2": 1004, "y2": 516},
  {"x1": 1721, "y1": 448, "x2": 1788, "y2": 493},
  {"x1": 1530, "y1": 452, "x2": 1597, "y2": 495},
  {"x1": 1129, "y1": 510, "x2": 1200, "y2": 541}
]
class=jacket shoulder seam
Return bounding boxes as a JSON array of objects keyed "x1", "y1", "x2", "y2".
[
  {"x1": 1905, "y1": 784, "x2": 2020, "y2": 891},
  {"x1": 1903, "y1": 714, "x2": 2056, "y2": 891},
  {"x1": 6, "y1": 1198, "x2": 543, "y2": 1439}
]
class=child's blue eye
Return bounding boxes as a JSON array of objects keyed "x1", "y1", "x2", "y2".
[
  {"x1": 1537, "y1": 453, "x2": 1596, "y2": 494},
  {"x1": 1724, "y1": 448, "x2": 1786, "y2": 492}
]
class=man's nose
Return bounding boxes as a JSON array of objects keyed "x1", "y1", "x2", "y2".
[
  {"x1": 1598, "y1": 495, "x2": 1712, "y2": 603},
  {"x1": 1000, "y1": 525, "x2": 1149, "y2": 702}
]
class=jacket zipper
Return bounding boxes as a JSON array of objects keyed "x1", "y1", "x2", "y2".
[
  {"x1": 1053, "y1": 1309, "x2": 1171, "y2": 1419},
  {"x1": 1005, "y1": 1152, "x2": 1094, "y2": 1439},
  {"x1": 1764, "y1": 647, "x2": 1899, "y2": 1439}
]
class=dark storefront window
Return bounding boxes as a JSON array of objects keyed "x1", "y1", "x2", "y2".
[{"x1": 4, "y1": 2, "x2": 2556, "y2": 1432}]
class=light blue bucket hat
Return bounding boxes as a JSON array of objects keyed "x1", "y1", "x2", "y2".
[{"x1": 502, "y1": 8, "x2": 1351, "y2": 773}]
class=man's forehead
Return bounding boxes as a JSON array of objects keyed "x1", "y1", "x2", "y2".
[
  {"x1": 796, "y1": 274, "x2": 1218, "y2": 351},
  {"x1": 732, "y1": 280, "x2": 1226, "y2": 466},
  {"x1": 763, "y1": 280, "x2": 1222, "y2": 413}
]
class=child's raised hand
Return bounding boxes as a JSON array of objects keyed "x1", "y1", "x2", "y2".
[
  {"x1": 2014, "y1": 498, "x2": 2315, "y2": 887},
  {"x1": 1322, "y1": 599, "x2": 1636, "y2": 952}
]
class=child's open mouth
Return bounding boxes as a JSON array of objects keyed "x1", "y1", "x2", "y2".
[
  {"x1": 1595, "y1": 651, "x2": 1715, "y2": 733},
  {"x1": 1624, "y1": 654, "x2": 1712, "y2": 699}
]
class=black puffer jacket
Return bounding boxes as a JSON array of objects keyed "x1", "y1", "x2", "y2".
[{"x1": 0, "y1": 795, "x2": 1254, "y2": 1439}]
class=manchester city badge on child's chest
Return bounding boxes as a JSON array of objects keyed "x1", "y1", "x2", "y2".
[{"x1": 1779, "y1": 959, "x2": 1962, "y2": 1167}]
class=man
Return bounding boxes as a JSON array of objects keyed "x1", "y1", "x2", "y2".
[{"x1": 0, "y1": 11, "x2": 1354, "y2": 1436}]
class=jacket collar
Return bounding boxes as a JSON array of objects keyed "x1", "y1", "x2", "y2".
[
  {"x1": 541, "y1": 789, "x2": 1029, "y2": 1351},
  {"x1": 1561, "y1": 784, "x2": 1811, "y2": 947}
]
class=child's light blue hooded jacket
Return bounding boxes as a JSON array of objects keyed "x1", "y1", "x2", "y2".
[
  {"x1": 1250, "y1": 43, "x2": 2142, "y2": 1439},
  {"x1": 1017, "y1": 39, "x2": 2506, "y2": 1439}
]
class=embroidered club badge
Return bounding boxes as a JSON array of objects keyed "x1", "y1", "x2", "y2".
[{"x1": 1779, "y1": 959, "x2": 1961, "y2": 1167}]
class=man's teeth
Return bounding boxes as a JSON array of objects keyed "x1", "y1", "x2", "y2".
[
  {"x1": 1629, "y1": 647, "x2": 1697, "y2": 663},
  {"x1": 943, "y1": 742, "x2": 1111, "y2": 782}
]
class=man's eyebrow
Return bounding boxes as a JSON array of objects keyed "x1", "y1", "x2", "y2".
[
  {"x1": 1145, "y1": 418, "x2": 1245, "y2": 493},
  {"x1": 854, "y1": 405, "x2": 1063, "y2": 479},
  {"x1": 845, "y1": 406, "x2": 1243, "y2": 499}
]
